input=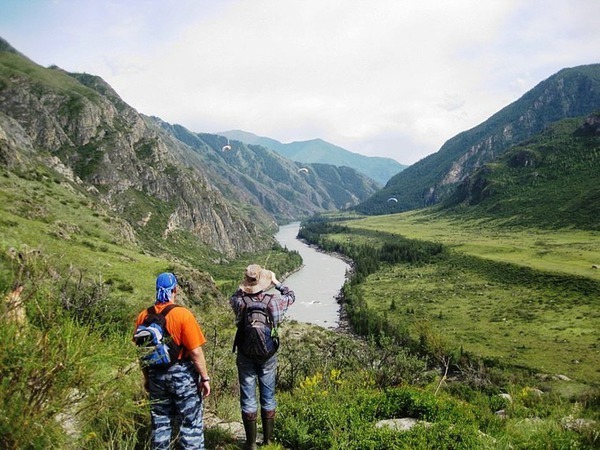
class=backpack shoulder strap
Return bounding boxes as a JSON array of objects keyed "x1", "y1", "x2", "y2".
[
  {"x1": 241, "y1": 295, "x2": 251, "y2": 307},
  {"x1": 160, "y1": 304, "x2": 180, "y2": 317},
  {"x1": 262, "y1": 293, "x2": 275, "y2": 320},
  {"x1": 145, "y1": 304, "x2": 179, "y2": 317},
  {"x1": 155, "y1": 304, "x2": 183, "y2": 360}
]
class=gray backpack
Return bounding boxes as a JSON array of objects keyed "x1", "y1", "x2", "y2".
[{"x1": 233, "y1": 294, "x2": 279, "y2": 360}]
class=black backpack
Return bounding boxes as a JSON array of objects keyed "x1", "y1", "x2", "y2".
[
  {"x1": 134, "y1": 304, "x2": 182, "y2": 368},
  {"x1": 233, "y1": 294, "x2": 279, "y2": 360}
]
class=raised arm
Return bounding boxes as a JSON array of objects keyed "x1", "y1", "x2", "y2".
[{"x1": 269, "y1": 272, "x2": 295, "y2": 325}]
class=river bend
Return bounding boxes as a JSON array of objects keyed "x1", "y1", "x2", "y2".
[{"x1": 273, "y1": 222, "x2": 349, "y2": 329}]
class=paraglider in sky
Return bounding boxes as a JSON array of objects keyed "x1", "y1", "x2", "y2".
[
  {"x1": 298, "y1": 167, "x2": 309, "y2": 174},
  {"x1": 222, "y1": 138, "x2": 232, "y2": 152},
  {"x1": 387, "y1": 197, "x2": 398, "y2": 203}
]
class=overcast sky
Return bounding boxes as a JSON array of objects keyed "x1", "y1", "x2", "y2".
[{"x1": 2, "y1": 0, "x2": 599, "y2": 164}]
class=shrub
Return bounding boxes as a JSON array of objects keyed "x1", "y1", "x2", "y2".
[
  {"x1": 0, "y1": 316, "x2": 145, "y2": 449},
  {"x1": 278, "y1": 385, "x2": 482, "y2": 450}
]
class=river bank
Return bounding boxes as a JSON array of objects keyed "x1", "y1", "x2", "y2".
[{"x1": 274, "y1": 222, "x2": 351, "y2": 329}]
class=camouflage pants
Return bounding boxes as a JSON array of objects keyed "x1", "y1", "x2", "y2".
[{"x1": 148, "y1": 361, "x2": 204, "y2": 450}]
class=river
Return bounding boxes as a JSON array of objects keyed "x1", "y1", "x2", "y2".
[{"x1": 273, "y1": 222, "x2": 350, "y2": 329}]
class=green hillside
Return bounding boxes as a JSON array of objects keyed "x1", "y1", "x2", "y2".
[
  {"x1": 0, "y1": 157, "x2": 305, "y2": 448},
  {"x1": 291, "y1": 212, "x2": 599, "y2": 449},
  {"x1": 2, "y1": 37, "x2": 599, "y2": 449},
  {"x1": 445, "y1": 115, "x2": 600, "y2": 230},
  {"x1": 278, "y1": 115, "x2": 600, "y2": 447}
]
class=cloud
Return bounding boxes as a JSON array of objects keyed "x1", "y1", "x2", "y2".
[
  {"x1": 2, "y1": 0, "x2": 599, "y2": 164},
  {"x1": 110, "y1": 1, "x2": 516, "y2": 159}
]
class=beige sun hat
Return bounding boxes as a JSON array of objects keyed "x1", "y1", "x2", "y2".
[{"x1": 240, "y1": 264, "x2": 273, "y2": 294}]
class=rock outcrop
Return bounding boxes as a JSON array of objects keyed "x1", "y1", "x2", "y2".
[{"x1": 0, "y1": 37, "x2": 379, "y2": 257}]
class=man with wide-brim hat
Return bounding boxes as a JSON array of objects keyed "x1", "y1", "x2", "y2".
[
  {"x1": 230, "y1": 264, "x2": 295, "y2": 449},
  {"x1": 240, "y1": 264, "x2": 276, "y2": 294}
]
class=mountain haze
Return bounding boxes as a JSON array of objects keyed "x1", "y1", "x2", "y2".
[
  {"x1": 220, "y1": 129, "x2": 407, "y2": 186},
  {"x1": 355, "y1": 64, "x2": 600, "y2": 215}
]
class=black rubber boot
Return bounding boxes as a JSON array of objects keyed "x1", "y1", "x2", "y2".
[
  {"x1": 261, "y1": 409, "x2": 276, "y2": 445},
  {"x1": 242, "y1": 412, "x2": 258, "y2": 450}
]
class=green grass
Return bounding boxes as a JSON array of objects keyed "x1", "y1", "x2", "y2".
[
  {"x1": 0, "y1": 169, "x2": 169, "y2": 301},
  {"x1": 345, "y1": 211, "x2": 600, "y2": 281},
  {"x1": 2, "y1": 161, "x2": 598, "y2": 447},
  {"x1": 360, "y1": 257, "x2": 598, "y2": 382},
  {"x1": 0, "y1": 163, "x2": 298, "y2": 448},
  {"x1": 319, "y1": 211, "x2": 600, "y2": 384}
]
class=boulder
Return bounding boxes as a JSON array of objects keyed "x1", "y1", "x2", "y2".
[{"x1": 375, "y1": 418, "x2": 432, "y2": 432}]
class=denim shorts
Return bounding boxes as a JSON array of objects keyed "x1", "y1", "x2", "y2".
[{"x1": 236, "y1": 352, "x2": 278, "y2": 413}]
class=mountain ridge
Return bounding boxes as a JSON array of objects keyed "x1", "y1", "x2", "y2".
[
  {"x1": 219, "y1": 129, "x2": 407, "y2": 186},
  {"x1": 0, "y1": 37, "x2": 378, "y2": 259},
  {"x1": 442, "y1": 113, "x2": 600, "y2": 230},
  {"x1": 354, "y1": 63, "x2": 600, "y2": 215}
]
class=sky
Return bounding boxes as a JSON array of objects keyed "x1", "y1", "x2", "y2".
[{"x1": 1, "y1": 0, "x2": 599, "y2": 165}]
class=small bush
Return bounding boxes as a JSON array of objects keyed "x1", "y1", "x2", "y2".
[{"x1": 278, "y1": 385, "x2": 481, "y2": 450}]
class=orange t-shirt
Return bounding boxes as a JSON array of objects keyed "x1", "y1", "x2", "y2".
[{"x1": 135, "y1": 302, "x2": 206, "y2": 359}]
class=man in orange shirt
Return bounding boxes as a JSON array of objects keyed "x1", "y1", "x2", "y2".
[{"x1": 134, "y1": 272, "x2": 211, "y2": 450}]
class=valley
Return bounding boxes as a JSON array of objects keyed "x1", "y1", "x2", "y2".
[
  {"x1": 1, "y1": 35, "x2": 599, "y2": 448},
  {"x1": 300, "y1": 211, "x2": 600, "y2": 385},
  {"x1": 344, "y1": 211, "x2": 600, "y2": 281}
]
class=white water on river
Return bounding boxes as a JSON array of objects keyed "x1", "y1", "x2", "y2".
[{"x1": 273, "y1": 222, "x2": 350, "y2": 329}]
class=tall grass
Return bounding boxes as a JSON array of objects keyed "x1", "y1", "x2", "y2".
[
  {"x1": 0, "y1": 264, "x2": 147, "y2": 449},
  {"x1": 1, "y1": 163, "x2": 599, "y2": 448}
]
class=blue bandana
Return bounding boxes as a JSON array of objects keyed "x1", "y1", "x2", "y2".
[{"x1": 156, "y1": 272, "x2": 177, "y2": 304}]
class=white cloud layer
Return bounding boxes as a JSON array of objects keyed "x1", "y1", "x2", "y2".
[{"x1": 1, "y1": 0, "x2": 599, "y2": 164}]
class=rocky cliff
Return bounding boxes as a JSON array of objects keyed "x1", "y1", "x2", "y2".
[
  {"x1": 0, "y1": 37, "x2": 378, "y2": 257},
  {"x1": 0, "y1": 54, "x2": 268, "y2": 257}
]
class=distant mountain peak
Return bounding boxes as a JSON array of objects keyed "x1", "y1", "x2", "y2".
[{"x1": 219, "y1": 130, "x2": 406, "y2": 186}]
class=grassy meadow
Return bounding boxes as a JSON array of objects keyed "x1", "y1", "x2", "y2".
[
  {"x1": 344, "y1": 211, "x2": 600, "y2": 281},
  {"x1": 0, "y1": 167, "x2": 184, "y2": 304},
  {"x1": 0, "y1": 164, "x2": 305, "y2": 449},
  {"x1": 319, "y1": 210, "x2": 600, "y2": 386}
]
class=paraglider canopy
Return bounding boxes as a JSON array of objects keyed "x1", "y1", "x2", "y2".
[
  {"x1": 298, "y1": 167, "x2": 309, "y2": 174},
  {"x1": 387, "y1": 197, "x2": 398, "y2": 203},
  {"x1": 222, "y1": 138, "x2": 232, "y2": 152}
]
